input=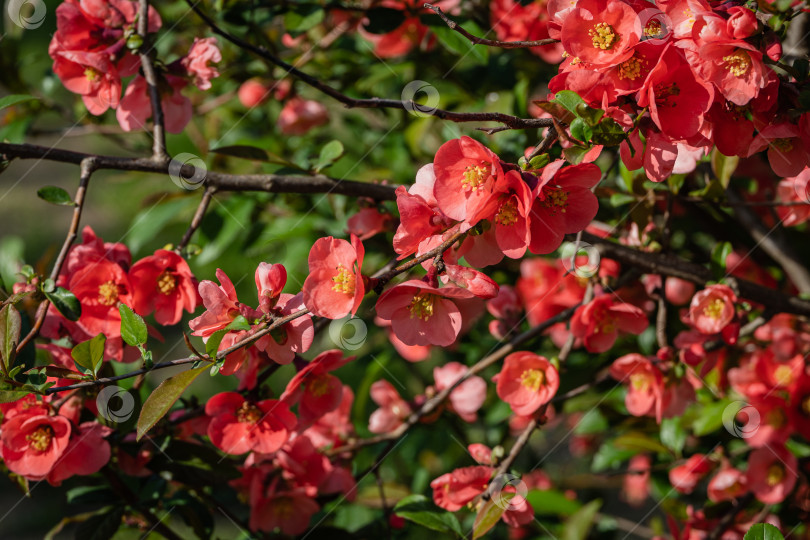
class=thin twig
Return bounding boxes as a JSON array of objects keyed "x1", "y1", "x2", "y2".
[
  {"x1": 137, "y1": 0, "x2": 167, "y2": 161},
  {"x1": 16, "y1": 158, "x2": 96, "y2": 354},
  {"x1": 176, "y1": 186, "x2": 216, "y2": 253},
  {"x1": 183, "y1": 0, "x2": 554, "y2": 131},
  {"x1": 424, "y1": 4, "x2": 559, "y2": 49}
]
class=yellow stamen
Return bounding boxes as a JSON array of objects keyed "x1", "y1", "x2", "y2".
[
  {"x1": 520, "y1": 369, "x2": 546, "y2": 391},
  {"x1": 462, "y1": 164, "x2": 490, "y2": 192},
  {"x1": 236, "y1": 402, "x2": 262, "y2": 424},
  {"x1": 771, "y1": 138, "x2": 794, "y2": 152},
  {"x1": 409, "y1": 293, "x2": 435, "y2": 322},
  {"x1": 157, "y1": 271, "x2": 176, "y2": 295},
  {"x1": 98, "y1": 281, "x2": 120, "y2": 306},
  {"x1": 331, "y1": 264, "x2": 356, "y2": 295},
  {"x1": 26, "y1": 425, "x2": 54, "y2": 452},
  {"x1": 702, "y1": 298, "x2": 725, "y2": 320},
  {"x1": 723, "y1": 50, "x2": 751, "y2": 77},
  {"x1": 766, "y1": 463, "x2": 784, "y2": 486},
  {"x1": 541, "y1": 186, "x2": 569, "y2": 215},
  {"x1": 589, "y1": 22, "x2": 619, "y2": 50},
  {"x1": 495, "y1": 200, "x2": 519, "y2": 226},
  {"x1": 618, "y1": 57, "x2": 645, "y2": 81}
]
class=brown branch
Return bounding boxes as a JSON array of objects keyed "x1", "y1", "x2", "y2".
[
  {"x1": 580, "y1": 232, "x2": 810, "y2": 318},
  {"x1": 326, "y1": 302, "x2": 582, "y2": 456},
  {"x1": 176, "y1": 186, "x2": 216, "y2": 253},
  {"x1": 16, "y1": 158, "x2": 96, "y2": 354},
  {"x1": 137, "y1": 0, "x2": 167, "y2": 160},
  {"x1": 182, "y1": 0, "x2": 554, "y2": 131},
  {"x1": 0, "y1": 142, "x2": 399, "y2": 201},
  {"x1": 424, "y1": 4, "x2": 559, "y2": 49}
]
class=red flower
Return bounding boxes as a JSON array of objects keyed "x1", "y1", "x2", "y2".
[
  {"x1": 254, "y1": 292, "x2": 314, "y2": 364},
  {"x1": 347, "y1": 206, "x2": 394, "y2": 240},
  {"x1": 69, "y1": 255, "x2": 133, "y2": 338},
  {"x1": 528, "y1": 161, "x2": 601, "y2": 255},
  {"x1": 746, "y1": 445, "x2": 798, "y2": 504},
  {"x1": 250, "y1": 486, "x2": 320, "y2": 535},
  {"x1": 776, "y1": 168, "x2": 810, "y2": 226},
  {"x1": 302, "y1": 235, "x2": 365, "y2": 319},
  {"x1": 623, "y1": 454, "x2": 651, "y2": 506},
  {"x1": 376, "y1": 280, "x2": 475, "y2": 346},
  {"x1": 434, "y1": 362, "x2": 487, "y2": 422},
  {"x1": 50, "y1": 49, "x2": 122, "y2": 115},
  {"x1": 47, "y1": 422, "x2": 113, "y2": 486},
  {"x1": 129, "y1": 249, "x2": 198, "y2": 325},
  {"x1": 205, "y1": 392, "x2": 297, "y2": 455},
  {"x1": 182, "y1": 37, "x2": 221, "y2": 91},
  {"x1": 707, "y1": 462, "x2": 748, "y2": 502},
  {"x1": 688, "y1": 284, "x2": 737, "y2": 335},
  {"x1": 609, "y1": 353, "x2": 665, "y2": 420},
  {"x1": 368, "y1": 380, "x2": 411, "y2": 434},
  {"x1": 279, "y1": 349, "x2": 354, "y2": 428},
  {"x1": 189, "y1": 269, "x2": 240, "y2": 339},
  {"x1": 432, "y1": 136, "x2": 503, "y2": 225},
  {"x1": 493, "y1": 352, "x2": 559, "y2": 416},
  {"x1": 748, "y1": 122, "x2": 810, "y2": 178},
  {"x1": 560, "y1": 0, "x2": 640, "y2": 67},
  {"x1": 571, "y1": 295, "x2": 649, "y2": 353},
  {"x1": 277, "y1": 97, "x2": 328, "y2": 135},
  {"x1": 1, "y1": 412, "x2": 72, "y2": 480},
  {"x1": 255, "y1": 262, "x2": 287, "y2": 314},
  {"x1": 117, "y1": 75, "x2": 192, "y2": 134},
  {"x1": 431, "y1": 465, "x2": 492, "y2": 511},
  {"x1": 669, "y1": 454, "x2": 715, "y2": 494}
]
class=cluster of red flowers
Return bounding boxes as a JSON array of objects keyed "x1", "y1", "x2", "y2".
[
  {"x1": 545, "y1": 0, "x2": 809, "y2": 182},
  {"x1": 49, "y1": 0, "x2": 221, "y2": 133}
]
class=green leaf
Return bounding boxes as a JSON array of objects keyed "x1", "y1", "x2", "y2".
[
  {"x1": 0, "y1": 390, "x2": 31, "y2": 403},
  {"x1": 432, "y1": 24, "x2": 488, "y2": 65},
  {"x1": 660, "y1": 417, "x2": 687, "y2": 455},
  {"x1": 570, "y1": 118, "x2": 593, "y2": 143},
  {"x1": 224, "y1": 315, "x2": 251, "y2": 332},
  {"x1": 472, "y1": 495, "x2": 511, "y2": 539},
  {"x1": 284, "y1": 5, "x2": 325, "y2": 34},
  {"x1": 314, "y1": 140, "x2": 345, "y2": 172},
  {"x1": 0, "y1": 304, "x2": 22, "y2": 371},
  {"x1": 711, "y1": 148, "x2": 739, "y2": 189},
  {"x1": 393, "y1": 495, "x2": 464, "y2": 537},
  {"x1": 744, "y1": 523, "x2": 785, "y2": 540},
  {"x1": 74, "y1": 505, "x2": 124, "y2": 540},
  {"x1": 0, "y1": 94, "x2": 36, "y2": 111},
  {"x1": 118, "y1": 304, "x2": 147, "y2": 347},
  {"x1": 44, "y1": 287, "x2": 81, "y2": 321},
  {"x1": 526, "y1": 489, "x2": 582, "y2": 516},
  {"x1": 563, "y1": 145, "x2": 591, "y2": 165},
  {"x1": 562, "y1": 499, "x2": 602, "y2": 540},
  {"x1": 613, "y1": 432, "x2": 671, "y2": 455},
  {"x1": 36, "y1": 186, "x2": 75, "y2": 206},
  {"x1": 610, "y1": 193, "x2": 637, "y2": 207},
  {"x1": 205, "y1": 329, "x2": 227, "y2": 359},
  {"x1": 137, "y1": 366, "x2": 208, "y2": 440},
  {"x1": 554, "y1": 90, "x2": 586, "y2": 114},
  {"x1": 692, "y1": 398, "x2": 733, "y2": 436},
  {"x1": 710, "y1": 241, "x2": 733, "y2": 279},
  {"x1": 592, "y1": 441, "x2": 637, "y2": 472},
  {"x1": 575, "y1": 103, "x2": 605, "y2": 126},
  {"x1": 71, "y1": 333, "x2": 106, "y2": 377},
  {"x1": 591, "y1": 118, "x2": 628, "y2": 146}
]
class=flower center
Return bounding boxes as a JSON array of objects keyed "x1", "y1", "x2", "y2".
[
  {"x1": 520, "y1": 368, "x2": 545, "y2": 392},
  {"x1": 682, "y1": 8, "x2": 696, "y2": 31},
  {"x1": 409, "y1": 292, "x2": 435, "y2": 322},
  {"x1": 644, "y1": 20, "x2": 664, "y2": 39},
  {"x1": 618, "y1": 57, "x2": 645, "y2": 81},
  {"x1": 630, "y1": 373, "x2": 650, "y2": 392},
  {"x1": 307, "y1": 374, "x2": 333, "y2": 397},
  {"x1": 332, "y1": 264, "x2": 356, "y2": 295},
  {"x1": 723, "y1": 50, "x2": 751, "y2": 77},
  {"x1": 589, "y1": 22, "x2": 619, "y2": 50},
  {"x1": 98, "y1": 280, "x2": 120, "y2": 306},
  {"x1": 157, "y1": 271, "x2": 176, "y2": 295},
  {"x1": 273, "y1": 497, "x2": 295, "y2": 519},
  {"x1": 541, "y1": 186, "x2": 569, "y2": 215},
  {"x1": 27, "y1": 425, "x2": 54, "y2": 452},
  {"x1": 702, "y1": 298, "x2": 725, "y2": 320},
  {"x1": 766, "y1": 463, "x2": 784, "y2": 486},
  {"x1": 654, "y1": 83, "x2": 680, "y2": 106},
  {"x1": 236, "y1": 402, "x2": 262, "y2": 424},
  {"x1": 773, "y1": 365, "x2": 793, "y2": 387},
  {"x1": 84, "y1": 67, "x2": 99, "y2": 81},
  {"x1": 462, "y1": 163, "x2": 490, "y2": 192},
  {"x1": 495, "y1": 199, "x2": 519, "y2": 226},
  {"x1": 771, "y1": 138, "x2": 794, "y2": 152}
]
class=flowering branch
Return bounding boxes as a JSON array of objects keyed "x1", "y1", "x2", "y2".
[
  {"x1": 183, "y1": 0, "x2": 555, "y2": 131},
  {"x1": 176, "y1": 186, "x2": 216, "y2": 253},
  {"x1": 423, "y1": 4, "x2": 559, "y2": 48}
]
